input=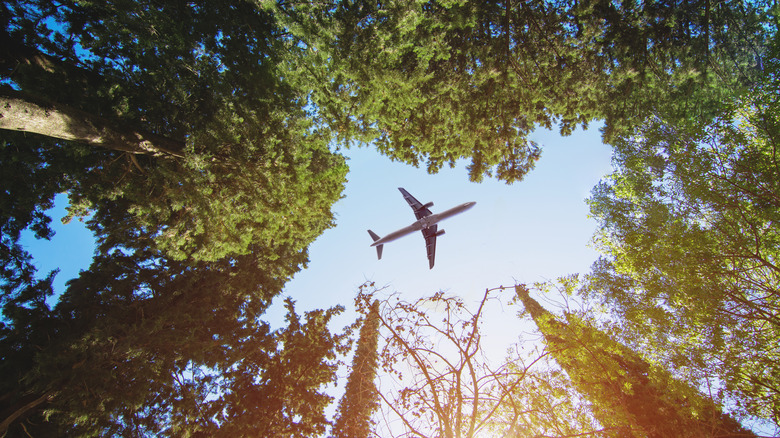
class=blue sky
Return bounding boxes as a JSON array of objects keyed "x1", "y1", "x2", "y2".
[
  {"x1": 20, "y1": 198, "x2": 95, "y2": 302},
  {"x1": 23, "y1": 123, "x2": 612, "y2": 315},
  {"x1": 279, "y1": 124, "x2": 612, "y2": 323}
]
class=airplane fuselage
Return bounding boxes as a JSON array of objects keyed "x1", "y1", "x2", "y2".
[{"x1": 370, "y1": 201, "x2": 476, "y2": 247}]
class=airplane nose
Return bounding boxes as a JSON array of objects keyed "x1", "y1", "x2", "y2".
[{"x1": 466, "y1": 201, "x2": 476, "y2": 208}]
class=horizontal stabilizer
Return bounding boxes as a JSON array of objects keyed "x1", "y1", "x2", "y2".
[{"x1": 367, "y1": 230, "x2": 383, "y2": 260}]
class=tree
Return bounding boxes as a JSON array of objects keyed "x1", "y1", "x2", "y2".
[
  {"x1": 359, "y1": 283, "x2": 605, "y2": 438},
  {"x1": 514, "y1": 283, "x2": 756, "y2": 437},
  {"x1": 331, "y1": 293, "x2": 381, "y2": 438},
  {"x1": 270, "y1": 0, "x2": 772, "y2": 183},
  {"x1": 209, "y1": 299, "x2": 350, "y2": 438},
  {"x1": 1, "y1": 0, "x2": 348, "y2": 264},
  {"x1": 0, "y1": 240, "x2": 351, "y2": 436},
  {"x1": 585, "y1": 49, "x2": 780, "y2": 429},
  {"x1": 1, "y1": 0, "x2": 348, "y2": 434}
]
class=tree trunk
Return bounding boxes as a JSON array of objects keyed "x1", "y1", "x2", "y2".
[{"x1": 0, "y1": 88, "x2": 185, "y2": 157}]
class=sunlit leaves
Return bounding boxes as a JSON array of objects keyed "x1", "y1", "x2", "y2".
[
  {"x1": 516, "y1": 283, "x2": 755, "y2": 437},
  {"x1": 268, "y1": 0, "x2": 772, "y2": 183},
  {"x1": 585, "y1": 76, "x2": 780, "y2": 427}
]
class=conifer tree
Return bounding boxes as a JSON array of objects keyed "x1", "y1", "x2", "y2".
[
  {"x1": 514, "y1": 284, "x2": 755, "y2": 437},
  {"x1": 331, "y1": 298, "x2": 381, "y2": 438},
  {"x1": 586, "y1": 47, "x2": 780, "y2": 426},
  {"x1": 0, "y1": 1, "x2": 347, "y2": 435},
  {"x1": 270, "y1": 0, "x2": 772, "y2": 183},
  {"x1": 1, "y1": 0, "x2": 347, "y2": 264}
]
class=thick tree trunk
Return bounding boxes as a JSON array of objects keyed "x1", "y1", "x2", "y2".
[{"x1": 0, "y1": 88, "x2": 185, "y2": 157}]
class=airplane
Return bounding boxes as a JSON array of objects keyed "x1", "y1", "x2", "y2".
[{"x1": 367, "y1": 188, "x2": 476, "y2": 269}]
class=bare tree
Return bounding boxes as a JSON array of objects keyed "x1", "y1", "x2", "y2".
[{"x1": 358, "y1": 283, "x2": 604, "y2": 438}]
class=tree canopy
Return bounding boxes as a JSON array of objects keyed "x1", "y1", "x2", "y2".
[
  {"x1": 1, "y1": 0, "x2": 348, "y2": 264},
  {"x1": 515, "y1": 283, "x2": 754, "y2": 437},
  {"x1": 1, "y1": 0, "x2": 779, "y2": 435},
  {"x1": 271, "y1": 0, "x2": 772, "y2": 182},
  {"x1": 585, "y1": 37, "x2": 780, "y2": 429},
  {"x1": 1, "y1": 0, "x2": 347, "y2": 435}
]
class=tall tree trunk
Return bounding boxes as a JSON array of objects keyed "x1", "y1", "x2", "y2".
[{"x1": 0, "y1": 88, "x2": 185, "y2": 157}]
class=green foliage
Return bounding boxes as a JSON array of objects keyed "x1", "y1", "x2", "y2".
[
  {"x1": 495, "y1": 363, "x2": 603, "y2": 438},
  {"x1": 1, "y1": 0, "x2": 348, "y2": 435},
  {"x1": 515, "y1": 283, "x2": 755, "y2": 437},
  {"x1": 0, "y1": 132, "x2": 99, "y2": 309},
  {"x1": 213, "y1": 299, "x2": 350, "y2": 438},
  {"x1": 271, "y1": 0, "x2": 771, "y2": 183},
  {"x1": 2, "y1": 0, "x2": 348, "y2": 263},
  {"x1": 585, "y1": 59, "x2": 780, "y2": 427},
  {"x1": 1, "y1": 243, "x2": 349, "y2": 436}
]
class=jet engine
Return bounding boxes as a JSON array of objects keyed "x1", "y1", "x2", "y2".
[
  {"x1": 435, "y1": 229, "x2": 446, "y2": 237},
  {"x1": 423, "y1": 201, "x2": 434, "y2": 209}
]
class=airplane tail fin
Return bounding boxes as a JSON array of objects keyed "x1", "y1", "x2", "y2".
[{"x1": 367, "y1": 230, "x2": 383, "y2": 260}]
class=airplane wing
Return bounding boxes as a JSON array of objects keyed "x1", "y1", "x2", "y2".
[
  {"x1": 398, "y1": 187, "x2": 432, "y2": 220},
  {"x1": 421, "y1": 224, "x2": 437, "y2": 269}
]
